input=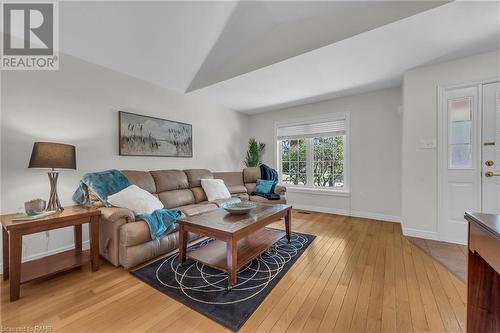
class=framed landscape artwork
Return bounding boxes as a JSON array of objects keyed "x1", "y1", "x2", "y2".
[{"x1": 119, "y1": 111, "x2": 193, "y2": 157}]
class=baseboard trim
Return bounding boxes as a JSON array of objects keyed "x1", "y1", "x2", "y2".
[
  {"x1": 349, "y1": 210, "x2": 401, "y2": 223},
  {"x1": 401, "y1": 226, "x2": 438, "y2": 240},
  {"x1": 432, "y1": 235, "x2": 467, "y2": 246},
  {"x1": 0, "y1": 241, "x2": 90, "y2": 274},
  {"x1": 292, "y1": 204, "x2": 401, "y2": 223},
  {"x1": 293, "y1": 204, "x2": 350, "y2": 216},
  {"x1": 400, "y1": 226, "x2": 467, "y2": 245}
]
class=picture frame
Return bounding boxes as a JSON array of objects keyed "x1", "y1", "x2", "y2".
[{"x1": 118, "y1": 111, "x2": 193, "y2": 157}]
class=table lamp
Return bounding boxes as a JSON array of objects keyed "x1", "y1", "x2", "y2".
[{"x1": 28, "y1": 142, "x2": 76, "y2": 212}]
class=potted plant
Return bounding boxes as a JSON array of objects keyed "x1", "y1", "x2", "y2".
[{"x1": 244, "y1": 138, "x2": 266, "y2": 167}]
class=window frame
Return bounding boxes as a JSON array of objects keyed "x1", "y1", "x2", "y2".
[{"x1": 274, "y1": 113, "x2": 350, "y2": 194}]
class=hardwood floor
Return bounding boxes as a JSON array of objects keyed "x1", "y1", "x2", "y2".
[{"x1": 0, "y1": 211, "x2": 466, "y2": 332}]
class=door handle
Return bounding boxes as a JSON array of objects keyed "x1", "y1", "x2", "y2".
[{"x1": 485, "y1": 171, "x2": 500, "y2": 177}]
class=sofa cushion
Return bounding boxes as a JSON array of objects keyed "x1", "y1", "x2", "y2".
[
  {"x1": 179, "y1": 203, "x2": 218, "y2": 216},
  {"x1": 226, "y1": 185, "x2": 248, "y2": 194},
  {"x1": 211, "y1": 197, "x2": 241, "y2": 207},
  {"x1": 119, "y1": 204, "x2": 216, "y2": 248},
  {"x1": 245, "y1": 182, "x2": 256, "y2": 193},
  {"x1": 213, "y1": 171, "x2": 244, "y2": 186},
  {"x1": 158, "y1": 189, "x2": 195, "y2": 208},
  {"x1": 232, "y1": 193, "x2": 250, "y2": 201},
  {"x1": 122, "y1": 170, "x2": 156, "y2": 193},
  {"x1": 250, "y1": 195, "x2": 287, "y2": 205},
  {"x1": 243, "y1": 167, "x2": 260, "y2": 184},
  {"x1": 184, "y1": 169, "x2": 213, "y2": 188},
  {"x1": 151, "y1": 170, "x2": 189, "y2": 192},
  {"x1": 190, "y1": 187, "x2": 207, "y2": 203}
]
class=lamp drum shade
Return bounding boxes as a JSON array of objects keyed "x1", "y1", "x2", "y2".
[{"x1": 28, "y1": 142, "x2": 76, "y2": 170}]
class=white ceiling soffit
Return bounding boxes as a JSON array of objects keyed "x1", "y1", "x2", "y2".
[
  {"x1": 189, "y1": 1, "x2": 500, "y2": 114},
  {"x1": 59, "y1": 1, "x2": 238, "y2": 94},
  {"x1": 186, "y1": 0, "x2": 449, "y2": 92},
  {"x1": 58, "y1": 1, "x2": 446, "y2": 97}
]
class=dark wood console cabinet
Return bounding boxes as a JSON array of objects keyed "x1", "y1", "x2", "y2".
[{"x1": 465, "y1": 211, "x2": 500, "y2": 333}]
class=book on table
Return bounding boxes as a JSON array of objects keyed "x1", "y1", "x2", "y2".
[{"x1": 11, "y1": 211, "x2": 57, "y2": 221}]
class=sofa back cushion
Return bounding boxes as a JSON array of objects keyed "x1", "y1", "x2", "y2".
[
  {"x1": 158, "y1": 189, "x2": 195, "y2": 209},
  {"x1": 184, "y1": 169, "x2": 213, "y2": 203},
  {"x1": 213, "y1": 171, "x2": 247, "y2": 194},
  {"x1": 151, "y1": 170, "x2": 189, "y2": 191},
  {"x1": 184, "y1": 169, "x2": 213, "y2": 187},
  {"x1": 150, "y1": 170, "x2": 195, "y2": 208},
  {"x1": 122, "y1": 170, "x2": 156, "y2": 193},
  {"x1": 243, "y1": 167, "x2": 260, "y2": 194}
]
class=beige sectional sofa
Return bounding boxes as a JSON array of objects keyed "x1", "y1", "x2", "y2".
[{"x1": 97, "y1": 167, "x2": 286, "y2": 269}]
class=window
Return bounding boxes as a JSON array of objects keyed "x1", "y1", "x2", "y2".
[
  {"x1": 277, "y1": 116, "x2": 348, "y2": 190},
  {"x1": 313, "y1": 136, "x2": 344, "y2": 187},
  {"x1": 281, "y1": 139, "x2": 307, "y2": 185}
]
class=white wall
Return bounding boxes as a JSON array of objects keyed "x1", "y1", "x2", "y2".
[
  {"x1": 0, "y1": 54, "x2": 249, "y2": 270},
  {"x1": 402, "y1": 50, "x2": 500, "y2": 241},
  {"x1": 248, "y1": 87, "x2": 402, "y2": 221}
]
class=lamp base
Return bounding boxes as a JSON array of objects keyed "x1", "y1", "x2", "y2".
[{"x1": 47, "y1": 172, "x2": 64, "y2": 212}]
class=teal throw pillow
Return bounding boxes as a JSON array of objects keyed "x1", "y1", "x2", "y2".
[{"x1": 255, "y1": 179, "x2": 274, "y2": 194}]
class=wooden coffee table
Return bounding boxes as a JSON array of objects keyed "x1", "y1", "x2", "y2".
[{"x1": 178, "y1": 203, "x2": 292, "y2": 289}]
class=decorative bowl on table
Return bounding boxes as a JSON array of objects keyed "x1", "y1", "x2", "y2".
[
  {"x1": 24, "y1": 199, "x2": 46, "y2": 216},
  {"x1": 221, "y1": 202, "x2": 257, "y2": 215}
]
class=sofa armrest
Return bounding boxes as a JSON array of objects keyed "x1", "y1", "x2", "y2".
[
  {"x1": 97, "y1": 207, "x2": 135, "y2": 266},
  {"x1": 98, "y1": 207, "x2": 135, "y2": 223},
  {"x1": 274, "y1": 185, "x2": 286, "y2": 195}
]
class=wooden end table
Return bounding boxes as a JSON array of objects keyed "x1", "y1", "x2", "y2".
[
  {"x1": 1, "y1": 205, "x2": 100, "y2": 301},
  {"x1": 178, "y1": 203, "x2": 291, "y2": 290}
]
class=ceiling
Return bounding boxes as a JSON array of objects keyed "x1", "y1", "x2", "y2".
[{"x1": 58, "y1": 1, "x2": 500, "y2": 114}]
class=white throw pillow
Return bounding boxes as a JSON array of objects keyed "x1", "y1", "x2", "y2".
[
  {"x1": 107, "y1": 185, "x2": 163, "y2": 215},
  {"x1": 201, "y1": 179, "x2": 231, "y2": 202}
]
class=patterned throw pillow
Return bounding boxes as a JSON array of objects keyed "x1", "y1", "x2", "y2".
[
  {"x1": 89, "y1": 190, "x2": 104, "y2": 207},
  {"x1": 255, "y1": 179, "x2": 274, "y2": 194}
]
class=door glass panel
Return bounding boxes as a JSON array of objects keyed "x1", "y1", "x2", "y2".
[
  {"x1": 449, "y1": 98, "x2": 471, "y2": 121},
  {"x1": 450, "y1": 144, "x2": 472, "y2": 169},
  {"x1": 449, "y1": 121, "x2": 471, "y2": 145},
  {"x1": 449, "y1": 97, "x2": 473, "y2": 169}
]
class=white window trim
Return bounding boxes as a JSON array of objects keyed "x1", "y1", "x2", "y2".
[
  {"x1": 286, "y1": 186, "x2": 350, "y2": 197},
  {"x1": 274, "y1": 113, "x2": 350, "y2": 193}
]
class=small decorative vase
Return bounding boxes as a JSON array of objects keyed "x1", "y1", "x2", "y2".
[{"x1": 25, "y1": 199, "x2": 46, "y2": 216}]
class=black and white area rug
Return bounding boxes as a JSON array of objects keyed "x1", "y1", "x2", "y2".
[{"x1": 131, "y1": 231, "x2": 315, "y2": 331}]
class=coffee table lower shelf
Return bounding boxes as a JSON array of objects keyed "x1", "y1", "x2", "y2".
[{"x1": 186, "y1": 227, "x2": 286, "y2": 273}]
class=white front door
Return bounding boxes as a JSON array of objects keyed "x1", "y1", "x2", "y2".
[
  {"x1": 482, "y1": 82, "x2": 500, "y2": 214},
  {"x1": 439, "y1": 85, "x2": 481, "y2": 244}
]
